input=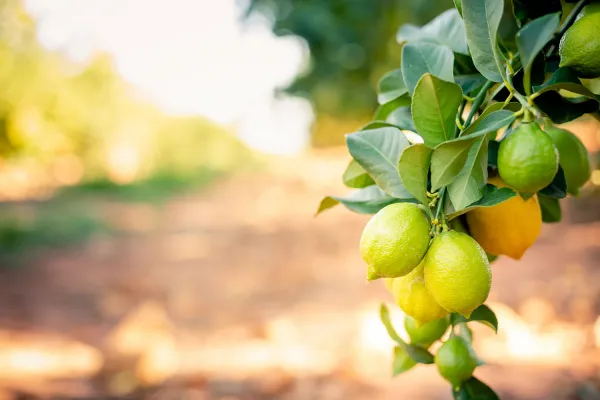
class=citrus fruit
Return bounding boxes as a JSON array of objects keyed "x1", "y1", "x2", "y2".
[
  {"x1": 404, "y1": 315, "x2": 449, "y2": 346},
  {"x1": 544, "y1": 125, "x2": 592, "y2": 195},
  {"x1": 559, "y1": 3, "x2": 600, "y2": 78},
  {"x1": 391, "y1": 261, "x2": 449, "y2": 323},
  {"x1": 498, "y1": 122, "x2": 559, "y2": 193},
  {"x1": 360, "y1": 203, "x2": 430, "y2": 279},
  {"x1": 423, "y1": 231, "x2": 491, "y2": 318},
  {"x1": 383, "y1": 278, "x2": 394, "y2": 292},
  {"x1": 466, "y1": 176, "x2": 542, "y2": 260},
  {"x1": 435, "y1": 336, "x2": 477, "y2": 387}
]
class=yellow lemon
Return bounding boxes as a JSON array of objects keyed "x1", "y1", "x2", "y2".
[
  {"x1": 360, "y1": 203, "x2": 430, "y2": 279},
  {"x1": 424, "y1": 231, "x2": 491, "y2": 318},
  {"x1": 391, "y1": 261, "x2": 448, "y2": 324},
  {"x1": 466, "y1": 176, "x2": 542, "y2": 260}
]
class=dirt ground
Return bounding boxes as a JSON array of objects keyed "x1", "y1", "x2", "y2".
[{"x1": 0, "y1": 151, "x2": 599, "y2": 400}]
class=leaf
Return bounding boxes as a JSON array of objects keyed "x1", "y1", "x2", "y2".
[
  {"x1": 378, "y1": 69, "x2": 408, "y2": 104},
  {"x1": 462, "y1": 0, "x2": 506, "y2": 82},
  {"x1": 539, "y1": 165, "x2": 567, "y2": 198},
  {"x1": 412, "y1": 74, "x2": 463, "y2": 148},
  {"x1": 342, "y1": 160, "x2": 375, "y2": 188},
  {"x1": 512, "y1": 0, "x2": 561, "y2": 27},
  {"x1": 346, "y1": 127, "x2": 413, "y2": 198},
  {"x1": 315, "y1": 186, "x2": 404, "y2": 216},
  {"x1": 455, "y1": 74, "x2": 488, "y2": 96},
  {"x1": 516, "y1": 12, "x2": 560, "y2": 92},
  {"x1": 454, "y1": 0, "x2": 463, "y2": 16},
  {"x1": 431, "y1": 110, "x2": 516, "y2": 190},
  {"x1": 397, "y1": 9, "x2": 469, "y2": 55},
  {"x1": 453, "y1": 377, "x2": 500, "y2": 400},
  {"x1": 399, "y1": 144, "x2": 432, "y2": 205},
  {"x1": 450, "y1": 304, "x2": 498, "y2": 333},
  {"x1": 533, "y1": 67, "x2": 600, "y2": 123},
  {"x1": 380, "y1": 305, "x2": 435, "y2": 364},
  {"x1": 387, "y1": 107, "x2": 417, "y2": 132},
  {"x1": 447, "y1": 184, "x2": 517, "y2": 219},
  {"x1": 404, "y1": 344, "x2": 435, "y2": 364},
  {"x1": 539, "y1": 195, "x2": 562, "y2": 223},
  {"x1": 401, "y1": 42, "x2": 455, "y2": 95},
  {"x1": 448, "y1": 135, "x2": 489, "y2": 211},
  {"x1": 360, "y1": 121, "x2": 399, "y2": 131},
  {"x1": 392, "y1": 346, "x2": 417, "y2": 376},
  {"x1": 487, "y1": 139, "x2": 500, "y2": 168},
  {"x1": 373, "y1": 96, "x2": 412, "y2": 122}
]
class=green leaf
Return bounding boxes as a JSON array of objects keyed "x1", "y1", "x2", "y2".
[
  {"x1": 431, "y1": 110, "x2": 516, "y2": 190},
  {"x1": 448, "y1": 136, "x2": 489, "y2": 211},
  {"x1": 399, "y1": 144, "x2": 432, "y2": 205},
  {"x1": 397, "y1": 9, "x2": 469, "y2": 55},
  {"x1": 387, "y1": 107, "x2": 417, "y2": 132},
  {"x1": 539, "y1": 195, "x2": 562, "y2": 223},
  {"x1": 346, "y1": 127, "x2": 412, "y2": 198},
  {"x1": 487, "y1": 139, "x2": 500, "y2": 168},
  {"x1": 533, "y1": 67, "x2": 600, "y2": 123},
  {"x1": 512, "y1": 0, "x2": 561, "y2": 27},
  {"x1": 360, "y1": 121, "x2": 399, "y2": 131},
  {"x1": 431, "y1": 140, "x2": 473, "y2": 190},
  {"x1": 447, "y1": 184, "x2": 517, "y2": 219},
  {"x1": 316, "y1": 186, "x2": 405, "y2": 216},
  {"x1": 373, "y1": 96, "x2": 412, "y2": 122},
  {"x1": 401, "y1": 42, "x2": 455, "y2": 95},
  {"x1": 380, "y1": 303, "x2": 405, "y2": 343},
  {"x1": 378, "y1": 69, "x2": 408, "y2": 104},
  {"x1": 450, "y1": 304, "x2": 498, "y2": 333},
  {"x1": 539, "y1": 165, "x2": 567, "y2": 198},
  {"x1": 454, "y1": 0, "x2": 463, "y2": 15},
  {"x1": 392, "y1": 346, "x2": 417, "y2": 376},
  {"x1": 412, "y1": 74, "x2": 463, "y2": 148},
  {"x1": 342, "y1": 160, "x2": 375, "y2": 188},
  {"x1": 516, "y1": 12, "x2": 560, "y2": 92},
  {"x1": 404, "y1": 343, "x2": 435, "y2": 364},
  {"x1": 462, "y1": 0, "x2": 506, "y2": 82},
  {"x1": 455, "y1": 74, "x2": 488, "y2": 96},
  {"x1": 453, "y1": 377, "x2": 500, "y2": 400}
]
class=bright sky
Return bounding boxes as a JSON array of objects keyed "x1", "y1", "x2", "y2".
[{"x1": 23, "y1": 0, "x2": 313, "y2": 154}]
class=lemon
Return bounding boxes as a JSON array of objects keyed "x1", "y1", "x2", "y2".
[
  {"x1": 383, "y1": 278, "x2": 394, "y2": 292},
  {"x1": 360, "y1": 203, "x2": 430, "y2": 279},
  {"x1": 404, "y1": 315, "x2": 449, "y2": 347},
  {"x1": 544, "y1": 125, "x2": 592, "y2": 195},
  {"x1": 466, "y1": 176, "x2": 542, "y2": 260},
  {"x1": 392, "y1": 261, "x2": 449, "y2": 323},
  {"x1": 498, "y1": 122, "x2": 559, "y2": 194},
  {"x1": 435, "y1": 336, "x2": 477, "y2": 387},
  {"x1": 559, "y1": 3, "x2": 600, "y2": 79},
  {"x1": 424, "y1": 231, "x2": 491, "y2": 318}
]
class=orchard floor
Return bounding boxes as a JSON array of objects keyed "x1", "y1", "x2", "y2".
[{"x1": 0, "y1": 151, "x2": 599, "y2": 400}]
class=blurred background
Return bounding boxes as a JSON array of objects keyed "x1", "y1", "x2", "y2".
[{"x1": 0, "y1": 0, "x2": 599, "y2": 399}]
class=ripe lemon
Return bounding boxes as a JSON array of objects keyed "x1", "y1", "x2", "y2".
[
  {"x1": 360, "y1": 203, "x2": 430, "y2": 279},
  {"x1": 391, "y1": 261, "x2": 449, "y2": 324},
  {"x1": 404, "y1": 315, "x2": 449, "y2": 347},
  {"x1": 545, "y1": 125, "x2": 592, "y2": 195},
  {"x1": 435, "y1": 336, "x2": 477, "y2": 387},
  {"x1": 498, "y1": 122, "x2": 559, "y2": 193},
  {"x1": 424, "y1": 231, "x2": 491, "y2": 318},
  {"x1": 559, "y1": 3, "x2": 600, "y2": 78},
  {"x1": 466, "y1": 176, "x2": 542, "y2": 260},
  {"x1": 383, "y1": 278, "x2": 394, "y2": 292}
]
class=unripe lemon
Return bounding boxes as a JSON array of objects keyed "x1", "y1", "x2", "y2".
[
  {"x1": 392, "y1": 261, "x2": 448, "y2": 324},
  {"x1": 404, "y1": 315, "x2": 449, "y2": 347},
  {"x1": 435, "y1": 336, "x2": 477, "y2": 387},
  {"x1": 466, "y1": 176, "x2": 542, "y2": 260},
  {"x1": 545, "y1": 125, "x2": 592, "y2": 195},
  {"x1": 559, "y1": 3, "x2": 600, "y2": 78},
  {"x1": 360, "y1": 203, "x2": 430, "y2": 279},
  {"x1": 424, "y1": 231, "x2": 491, "y2": 318},
  {"x1": 498, "y1": 122, "x2": 559, "y2": 193}
]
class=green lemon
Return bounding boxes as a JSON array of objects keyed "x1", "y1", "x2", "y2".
[
  {"x1": 360, "y1": 203, "x2": 430, "y2": 279},
  {"x1": 544, "y1": 124, "x2": 592, "y2": 195},
  {"x1": 424, "y1": 231, "x2": 491, "y2": 318},
  {"x1": 404, "y1": 315, "x2": 449, "y2": 347},
  {"x1": 498, "y1": 122, "x2": 559, "y2": 193},
  {"x1": 392, "y1": 261, "x2": 449, "y2": 323},
  {"x1": 435, "y1": 336, "x2": 477, "y2": 387},
  {"x1": 559, "y1": 3, "x2": 600, "y2": 79}
]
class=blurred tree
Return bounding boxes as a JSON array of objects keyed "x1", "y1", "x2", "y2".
[{"x1": 243, "y1": 0, "x2": 453, "y2": 146}]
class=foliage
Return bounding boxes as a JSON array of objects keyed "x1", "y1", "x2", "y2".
[{"x1": 317, "y1": 0, "x2": 597, "y2": 397}]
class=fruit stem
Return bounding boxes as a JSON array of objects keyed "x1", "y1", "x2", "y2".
[
  {"x1": 463, "y1": 80, "x2": 494, "y2": 130},
  {"x1": 545, "y1": 0, "x2": 590, "y2": 57}
]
